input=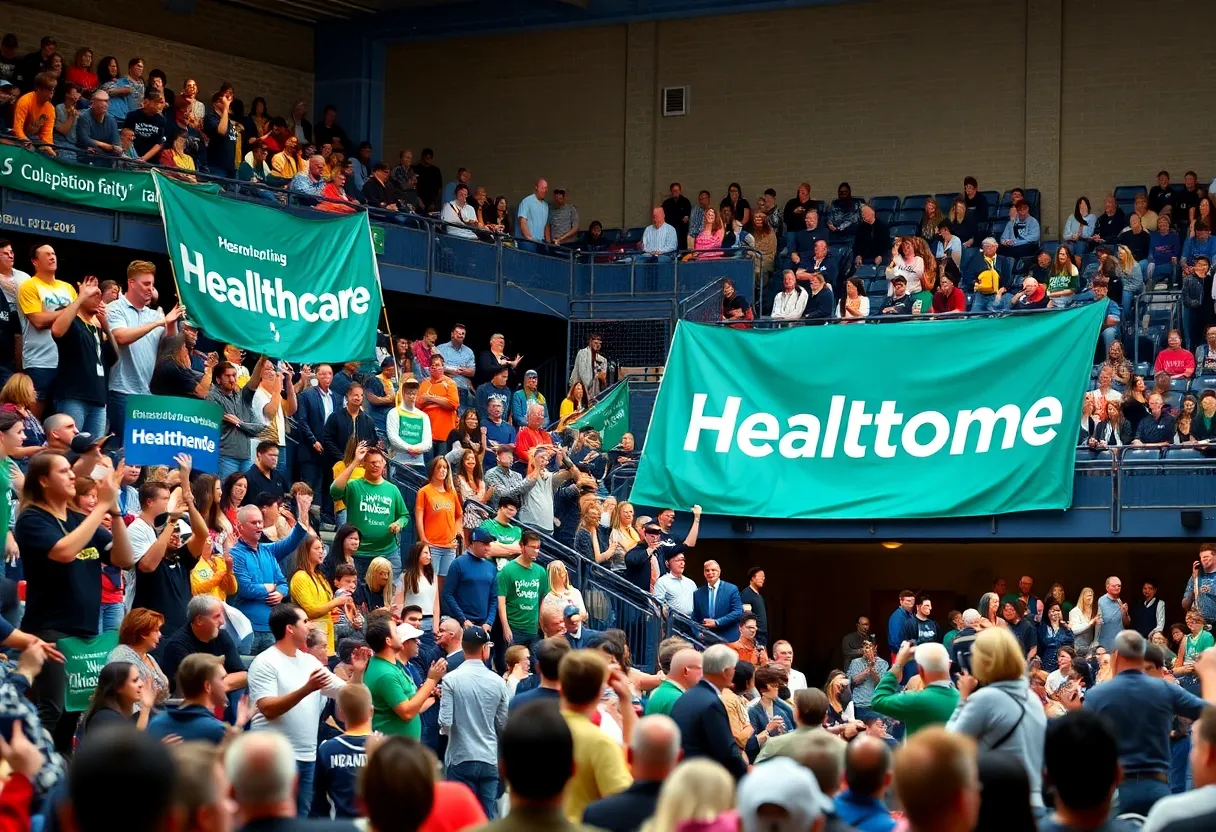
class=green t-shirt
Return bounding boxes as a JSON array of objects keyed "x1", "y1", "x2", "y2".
[
  {"x1": 479, "y1": 518, "x2": 521, "y2": 547},
  {"x1": 644, "y1": 679, "x2": 684, "y2": 717},
  {"x1": 330, "y1": 477, "x2": 408, "y2": 558},
  {"x1": 497, "y1": 558, "x2": 549, "y2": 633},
  {"x1": 363, "y1": 655, "x2": 420, "y2": 738},
  {"x1": 1046, "y1": 272, "x2": 1079, "y2": 295},
  {"x1": 910, "y1": 290, "x2": 934, "y2": 315},
  {"x1": 0, "y1": 459, "x2": 11, "y2": 537}
]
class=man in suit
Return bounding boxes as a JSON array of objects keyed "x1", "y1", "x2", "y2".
[
  {"x1": 296, "y1": 363, "x2": 340, "y2": 524},
  {"x1": 583, "y1": 714, "x2": 682, "y2": 831},
  {"x1": 564, "y1": 605, "x2": 601, "y2": 649},
  {"x1": 692, "y1": 560, "x2": 744, "y2": 643},
  {"x1": 669, "y1": 644, "x2": 748, "y2": 780}
]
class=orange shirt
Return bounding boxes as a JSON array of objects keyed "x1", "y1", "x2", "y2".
[
  {"x1": 13, "y1": 92, "x2": 54, "y2": 145},
  {"x1": 728, "y1": 639, "x2": 769, "y2": 667},
  {"x1": 515, "y1": 426, "x2": 552, "y2": 461},
  {"x1": 418, "y1": 376, "x2": 459, "y2": 439},
  {"x1": 416, "y1": 483, "x2": 462, "y2": 546}
]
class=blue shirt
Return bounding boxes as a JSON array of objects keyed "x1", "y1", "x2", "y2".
[
  {"x1": 1096, "y1": 594, "x2": 1125, "y2": 650},
  {"x1": 887, "y1": 607, "x2": 916, "y2": 653},
  {"x1": 230, "y1": 524, "x2": 304, "y2": 632},
  {"x1": 641, "y1": 223, "x2": 678, "y2": 255},
  {"x1": 435, "y1": 341, "x2": 475, "y2": 391},
  {"x1": 482, "y1": 419, "x2": 516, "y2": 469},
  {"x1": 440, "y1": 553, "x2": 498, "y2": 626},
  {"x1": 1084, "y1": 669, "x2": 1206, "y2": 774},
  {"x1": 834, "y1": 790, "x2": 897, "y2": 832},
  {"x1": 509, "y1": 685, "x2": 560, "y2": 712},
  {"x1": 311, "y1": 733, "x2": 367, "y2": 818},
  {"x1": 511, "y1": 389, "x2": 547, "y2": 427},
  {"x1": 147, "y1": 704, "x2": 228, "y2": 745},
  {"x1": 289, "y1": 173, "x2": 326, "y2": 197},
  {"x1": 102, "y1": 79, "x2": 134, "y2": 120},
  {"x1": 75, "y1": 111, "x2": 121, "y2": 156},
  {"x1": 516, "y1": 194, "x2": 549, "y2": 242},
  {"x1": 1184, "y1": 568, "x2": 1216, "y2": 624},
  {"x1": 1002, "y1": 215, "x2": 1041, "y2": 244}
]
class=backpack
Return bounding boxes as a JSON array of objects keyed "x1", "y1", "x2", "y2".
[{"x1": 976, "y1": 256, "x2": 1001, "y2": 294}]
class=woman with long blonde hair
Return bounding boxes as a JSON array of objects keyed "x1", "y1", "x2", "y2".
[
  {"x1": 355, "y1": 556, "x2": 395, "y2": 612},
  {"x1": 641, "y1": 758, "x2": 737, "y2": 832},
  {"x1": 1068, "y1": 587, "x2": 1098, "y2": 652},
  {"x1": 543, "y1": 559, "x2": 587, "y2": 618},
  {"x1": 608, "y1": 501, "x2": 639, "y2": 573}
]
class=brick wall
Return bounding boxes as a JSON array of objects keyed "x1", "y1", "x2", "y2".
[
  {"x1": 1, "y1": 0, "x2": 313, "y2": 121},
  {"x1": 382, "y1": 0, "x2": 1216, "y2": 236},
  {"x1": 384, "y1": 26, "x2": 629, "y2": 228}
]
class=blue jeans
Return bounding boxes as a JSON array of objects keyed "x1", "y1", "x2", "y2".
[
  {"x1": 98, "y1": 602, "x2": 125, "y2": 633},
  {"x1": 107, "y1": 390, "x2": 128, "y2": 448},
  {"x1": 446, "y1": 761, "x2": 499, "y2": 820},
  {"x1": 1115, "y1": 777, "x2": 1171, "y2": 816},
  {"x1": 431, "y1": 546, "x2": 457, "y2": 577},
  {"x1": 58, "y1": 400, "x2": 106, "y2": 439},
  {"x1": 246, "y1": 631, "x2": 275, "y2": 656},
  {"x1": 970, "y1": 292, "x2": 999, "y2": 313},
  {"x1": 1100, "y1": 325, "x2": 1119, "y2": 354},
  {"x1": 218, "y1": 455, "x2": 251, "y2": 480},
  {"x1": 1170, "y1": 735, "x2": 1194, "y2": 794},
  {"x1": 296, "y1": 759, "x2": 315, "y2": 817}
]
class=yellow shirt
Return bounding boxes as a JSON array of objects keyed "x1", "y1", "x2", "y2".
[
  {"x1": 190, "y1": 555, "x2": 237, "y2": 601},
  {"x1": 272, "y1": 151, "x2": 301, "y2": 179},
  {"x1": 561, "y1": 709, "x2": 632, "y2": 822},
  {"x1": 290, "y1": 570, "x2": 336, "y2": 654},
  {"x1": 331, "y1": 462, "x2": 365, "y2": 512}
]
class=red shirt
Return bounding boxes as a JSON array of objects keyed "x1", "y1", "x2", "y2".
[
  {"x1": 515, "y1": 426, "x2": 552, "y2": 461},
  {"x1": 931, "y1": 287, "x2": 966, "y2": 313},
  {"x1": 419, "y1": 781, "x2": 487, "y2": 832},
  {"x1": 1155, "y1": 348, "x2": 1195, "y2": 377}
]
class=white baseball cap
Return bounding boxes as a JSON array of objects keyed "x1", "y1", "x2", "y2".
[
  {"x1": 396, "y1": 622, "x2": 424, "y2": 642},
  {"x1": 738, "y1": 757, "x2": 832, "y2": 832}
]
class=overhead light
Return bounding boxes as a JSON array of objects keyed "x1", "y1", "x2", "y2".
[{"x1": 880, "y1": 541, "x2": 903, "y2": 549}]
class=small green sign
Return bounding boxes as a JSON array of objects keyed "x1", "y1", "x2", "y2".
[{"x1": 371, "y1": 224, "x2": 385, "y2": 255}]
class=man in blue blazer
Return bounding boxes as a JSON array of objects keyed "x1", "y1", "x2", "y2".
[
  {"x1": 295, "y1": 364, "x2": 341, "y2": 522},
  {"x1": 669, "y1": 644, "x2": 748, "y2": 779},
  {"x1": 691, "y1": 560, "x2": 744, "y2": 642}
]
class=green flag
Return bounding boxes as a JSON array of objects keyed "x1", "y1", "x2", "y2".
[
  {"x1": 572, "y1": 380, "x2": 630, "y2": 449},
  {"x1": 60, "y1": 631, "x2": 119, "y2": 712},
  {"x1": 0, "y1": 145, "x2": 218, "y2": 214},
  {"x1": 630, "y1": 305, "x2": 1108, "y2": 519},
  {"x1": 153, "y1": 172, "x2": 382, "y2": 363}
]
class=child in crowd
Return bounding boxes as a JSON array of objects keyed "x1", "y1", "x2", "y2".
[
  {"x1": 503, "y1": 644, "x2": 532, "y2": 696},
  {"x1": 333, "y1": 563, "x2": 364, "y2": 641},
  {"x1": 76, "y1": 477, "x2": 123, "y2": 632}
]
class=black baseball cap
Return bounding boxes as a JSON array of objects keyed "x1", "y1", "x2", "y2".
[{"x1": 462, "y1": 626, "x2": 491, "y2": 650}]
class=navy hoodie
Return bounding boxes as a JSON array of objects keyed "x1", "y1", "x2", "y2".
[{"x1": 147, "y1": 704, "x2": 227, "y2": 745}]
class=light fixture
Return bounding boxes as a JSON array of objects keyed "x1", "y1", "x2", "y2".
[{"x1": 880, "y1": 541, "x2": 903, "y2": 550}]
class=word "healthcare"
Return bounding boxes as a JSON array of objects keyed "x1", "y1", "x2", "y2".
[
  {"x1": 683, "y1": 394, "x2": 1063, "y2": 459},
  {"x1": 178, "y1": 244, "x2": 372, "y2": 323}
]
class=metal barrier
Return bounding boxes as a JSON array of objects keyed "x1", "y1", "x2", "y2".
[
  {"x1": 387, "y1": 459, "x2": 666, "y2": 670},
  {"x1": 572, "y1": 249, "x2": 757, "y2": 301}
]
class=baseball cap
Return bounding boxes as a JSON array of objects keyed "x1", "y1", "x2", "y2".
[
  {"x1": 643, "y1": 523, "x2": 662, "y2": 536},
  {"x1": 401, "y1": 377, "x2": 419, "y2": 388},
  {"x1": 563, "y1": 605, "x2": 581, "y2": 618},
  {"x1": 380, "y1": 357, "x2": 394, "y2": 369},
  {"x1": 737, "y1": 757, "x2": 831, "y2": 832},
  {"x1": 462, "y1": 626, "x2": 491, "y2": 649},
  {"x1": 890, "y1": 274, "x2": 906, "y2": 284},
  {"x1": 524, "y1": 369, "x2": 538, "y2": 378},
  {"x1": 396, "y1": 622, "x2": 424, "y2": 642},
  {"x1": 470, "y1": 527, "x2": 495, "y2": 544},
  {"x1": 0, "y1": 80, "x2": 13, "y2": 89},
  {"x1": 70, "y1": 433, "x2": 104, "y2": 454}
]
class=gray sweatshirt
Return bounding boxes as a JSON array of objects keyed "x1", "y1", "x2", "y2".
[{"x1": 946, "y1": 679, "x2": 1046, "y2": 808}]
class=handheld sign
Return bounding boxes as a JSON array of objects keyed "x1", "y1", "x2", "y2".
[{"x1": 124, "y1": 395, "x2": 223, "y2": 474}]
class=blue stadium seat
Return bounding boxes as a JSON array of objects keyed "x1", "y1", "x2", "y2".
[
  {"x1": 1165, "y1": 391, "x2": 1184, "y2": 412},
  {"x1": 867, "y1": 291, "x2": 887, "y2": 308},
  {"x1": 854, "y1": 264, "x2": 883, "y2": 280},
  {"x1": 894, "y1": 209, "x2": 922, "y2": 224},
  {"x1": 1122, "y1": 448, "x2": 1162, "y2": 463},
  {"x1": 1191, "y1": 375, "x2": 1216, "y2": 392},
  {"x1": 875, "y1": 209, "x2": 895, "y2": 226},
  {"x1": 868, "y1": 277, "x2": 888, "y2": 294},
  {"x1": 980, "y1": 191, "x2": 1001, "y2": 217},
  {"x1": 1170, "y1": 183, "x2": 1187, "y2": 195},
  {"x1": 1040, "y1": 240, "x2": 1059, "y2": 252},
  {"x1": 902, "y1": 195, "x2": 930, "y2": 211},
  {"x1": 1024, "y1": 189, "x2": 1041, "y2": 207},
  {"x1": 600, "y1": 227, "x2": 623, "y2": 243},
  {"x1": 868, "y1": 196, "x2": 900, "y2": 212},
  {"x1": 935, "y1": 193, "x2": 960, "y2": 209},
  {"x1": 1166, "y1": 448, "x2": 1205, "y2": 461},
  {"x1": 1114, "y1": 185, "x2": 1146, "y2": 202},
  {"x1": 622, "y1": 226, "x2": 646, "y2": 244},
  {"x1": 889, "y1": 223, "x2": 918, "y2": 239},
  {"x1": 1117, "y1": 200, "x2": 1135, "y2": 217},
  {"x1": 990, "y1": 219, "x2": 1009, "y2": 239},
  {"x1": 999, "y1": 191, "x2": 1016, "y2": 209}
]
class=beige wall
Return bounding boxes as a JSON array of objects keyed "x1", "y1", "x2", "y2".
[
  {"x1": 384, "y1": 0, "x2": 1216, "y2": 237},
  {"x1": 2, "y1": 0, "x2": 313, "y2": 120}
]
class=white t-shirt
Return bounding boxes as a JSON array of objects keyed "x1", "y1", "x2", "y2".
[
  {"x1": 250, "y1": 386, "x2": 286, "y2": 454},
  {"x1": 0, "y1": 269, "x2": 30, "y2": 305},
  {"x1": 441, "y1": 201, "x2": 479, "y2": 240},
  {"x1": 403, "y1": 572, "x2": 434, "y2": 616},
  {"x1": 124, "y1": 517, "x2": 157, "y2": 607},
  {"x1": 248, "y1": 645, "x2": 344, "y2": 761}
]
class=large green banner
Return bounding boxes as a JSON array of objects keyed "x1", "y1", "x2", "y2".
[
  {"x1": 60, "y1": 631, "x2": 119, "y2": 712},
  {"x1": 631, "y1": 305, "x2": 1108, "y2": 520},
  {"x1": 572, "y1": 380, "x2": 630, "y2": 449},
  {"x1": 154, "y1": 172, "x2": 382, "y2": 363},
  {"x1": 0, "y1": 144, "x2": 217, "y2": 214}
]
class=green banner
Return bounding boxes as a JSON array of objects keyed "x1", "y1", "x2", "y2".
[
  {"x1": 60, "y1": 631, "x2": 119, "y2": 712},
  {"x1": 0, "y1": 144, "x2": 217, "y2": 214},
  {"x1": 125, "y1": 394, "x2": 223, "y2": 474},
  {"x1": 572, "y1": 380, "x2": 630, "y2": 449},
  {"x1": 154, "y1": 172, "x2": 383, "y2": 363},
  {"x1": 631, "y1": 305, "x2": 1108, "y2": 520}
]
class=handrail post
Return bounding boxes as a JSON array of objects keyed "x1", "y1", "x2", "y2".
[
  {"x1": 630, "y1": 256, "x2": 636, "y2": 296},
  {"x1": 425, "y1": 222, "x2": 434, "y2": 294},
  {"x1": 495, "y1": 234, "x2": 503, "y2": 305}
]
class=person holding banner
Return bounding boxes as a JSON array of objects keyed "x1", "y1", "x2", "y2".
[{"x1": 15, "y1": 454, "x2": 133, "y2": 746}]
